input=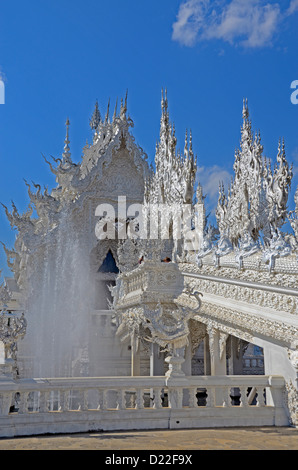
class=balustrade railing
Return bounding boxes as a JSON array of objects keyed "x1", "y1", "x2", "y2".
[{"x1": 0, "y1": 374, "x2": 288, "y2": 437}]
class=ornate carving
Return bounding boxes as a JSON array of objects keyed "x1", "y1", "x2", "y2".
[
  {"x1": 183, "y1": 270, "x2": 298, "y2": 315},
  {"x1": 117, "y1": 239, "x2": 140, "y2": 273},
  {"x1": 0, "y1": 306, "x2": 27, "y2": 377},
  {"x1": 214, "y1": 100, "x2": 294, "y2": 271},
  {"x1": 285, "y1": 380, "x2": 298, "y2": 427},
  {"x1": 263, "y1": 229, "x2": 291, "y2": 272},
  {"x1": 188, "y1": 319, "x2": 206, "y2": 356}
]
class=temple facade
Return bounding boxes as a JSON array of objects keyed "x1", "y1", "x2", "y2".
[{"x1": 1, "y1": 91, "x2": 298, "y2": 430}]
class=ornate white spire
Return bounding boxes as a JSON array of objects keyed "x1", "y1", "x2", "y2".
[
  {"x1": 215, "y1": 99, "x2": 294, "y2": 259},
  {"x1": 105, "y1": 98, "x2": 110, "y2": 123},
  {"x1": 62, "y1": 118, "x2": 71, "y2": 164},
  {"x1": 113, "y1": 97, "x2": 118, "y2": 122},
  {"x1": 264, "y1": 137, "x2": 293, "y2": 232},
  {"x1": 216, "y1": 100, "x2": 265, "y2": 246},
  {"x1": 89, "y1": 100, "x2": 101, "y2": 130},
  {"x1": 146, "y1": 89, "x2": 197, "y2": 207},
  {"x1": 242, "y1": 97, "x2": 249, "y2": 120},
  {"x1": 120, "y1": 90, "x2": 128, "y2": 120}
]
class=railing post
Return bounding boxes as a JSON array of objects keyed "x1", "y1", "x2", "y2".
[
  {"x1": 81, "y1": 389, "x2": 89, "y2": 411},
  {"x1": 0, "y1": 392, "x2": 12, "y2": 415},
  {"x1": 168, "y1": 387, "x2": 183, "y2": 409},
  {"x1": 39, "y1": 390, "x2": 49, "y2": 413},
  {"x1": 188, "y1": 387, "x2": 198, "y2": 408},
  {"x1": 117, "y1": 389, "x2": 126, "y2": 410},
  {"x1": 256, "y1": 387, "x2": 265, "y2": 407},
  {"x1": 135, "y1": 388, "x2": 144, "y2": 409},
  {"x1": 152, "y1": 388, "x2": 163, "y2": 409},
  {"x1": 18, "y1": 391, "x2": 29, "y2": 414},
  {"x1": 97, "y1": 389, "x2": 104, "y2": 410},
  {"x1": 239, "y1": 386, "x2": 249, "y2": 407},
  {"x1": 268, "y1": 376, "x2": 289, "y2": 426},
  {"x1": 206, "y1": 386, "x2": 216, "y2": 408},
  {"x1": 223, "y1": 386, "x2": 232, "y2": 407},
  {"x1": 58, "y1": 390, "x2": 67, "y2": 411},
  {"x1": 103, "y1": 389, "x2": 109, "y2": 409}
]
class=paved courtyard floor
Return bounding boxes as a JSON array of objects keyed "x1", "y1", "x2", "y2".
[{"x1": 0, "y1": 427, "x2": 297, "y2": 451}]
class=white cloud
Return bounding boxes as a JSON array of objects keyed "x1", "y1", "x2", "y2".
[
  {"x1": 197, "y1": 164, "x2": 232, "y2": 212},
  {"x1": 172, "y1": 0, "x2": 209, "y2": 46},
  {"x1": 172, "y1": 0, "x2": 297, "y2": 48},
  {"x1": 287, "y1": 0, "x2": 298, "y2": 15}
]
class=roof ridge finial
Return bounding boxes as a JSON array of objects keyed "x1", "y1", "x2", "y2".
[
  {"x1": 124, "y1": 89, "x2": 128, "y2": 112},
  {"x1": 242, "y1": 98, "x2": 249, "y2": 120},
  {"x1": 113, "y1": 97, "x2": 118, "y2": 122},
  {"x1": 184, "y1": 129, "x2": 188, "y2": 158},
  {"x1": 120, "y1": 90, "x2": 128, "y2": 120},
  {"x1": 89, "y1": 100, "x2": 101, "y2": 130},
  {"x1": 62, "y1": 118, "x2": 71, "y2": 163},
  {"x1": 105, "y1": 98, "x2": 110, "y2": 123},
  {"x1": 161, "y1": 87, "x2": 168, "y2": 114}
]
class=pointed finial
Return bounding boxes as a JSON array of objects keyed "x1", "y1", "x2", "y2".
[
  {"x1": 89, "y1": 100, "x2": 101, "y2": 130},
  {"x1": 65, "y1": 117, "x2": 70, "y2": 134},
  {"x1": 242, "y1": 98, "x2": 249, "y2": 120},
  {"x1": 124, "y1": 89, "x2": 128, "y2": 112},
  {"x1": 62, "y1": 118, "x2": 71, "y2": 163},
  {"x1": 282, "y1": 137, "x2": 286, "y2": 157},
  {"x1": 161, "y1": 88, "x2": 168, "y2": 114},
  {"x1": 105, "y1": 98, "x2": 110, "y2": 122},
  {"x1": 184, "y1": 129, "x2": 188, "y2": 158},
  {"x1": 277, "y1": 137, "x2": 287, "y2": 165},
  {"x1": 164, "y1": 88, "x2": 168, "y2": 113},
  {"x1": 196, "y1": 182, "x2": 204, "y2": 204},
  {"x1": 113, "y1": 98, "x2": 118, "y2": 121},
  {"x1": 189, "y1": 129, "x2": 194, "y2": 163},
  {"x1": 120, "y1": 90, "x2": 128, "y2": 120}
]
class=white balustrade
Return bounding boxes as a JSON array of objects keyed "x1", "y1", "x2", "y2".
[{"x1": 0, "y1": 375, "x2": 288, "y2": 437}]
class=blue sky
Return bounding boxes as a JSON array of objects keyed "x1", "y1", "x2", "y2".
[{"x1": 0, "y1": 0, "x2": 298, "y2": 276}]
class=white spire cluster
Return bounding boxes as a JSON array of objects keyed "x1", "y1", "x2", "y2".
[
  {"x1": 215, "y1": 100, "x2": 293, "y2": 255},
  {"x1": 145, "y1": 89, "x2": 197, "y2": 206}
]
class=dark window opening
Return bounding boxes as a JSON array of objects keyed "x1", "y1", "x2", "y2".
[{"x1": 98, "y1": 250, "x2": 119, "y2": 273}]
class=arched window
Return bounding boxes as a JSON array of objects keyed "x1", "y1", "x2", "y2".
[
  {"x1": 94, "y1": 250, "x2": 119, "y2": 310},
  {"x1": 98, "y1": 250, "x2": 119, "y2": 273}
]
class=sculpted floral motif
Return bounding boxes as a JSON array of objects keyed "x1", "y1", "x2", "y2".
[
  {"x1": 183, "y1": 273, "x2": 298, "y2": 315},
  {"x1": 0, "y1": 306, "x2": 27, "y2": 376},
  {"x1": 285, "y1": 380, "x2": 298, "y2": 427},
  {"x1": 195, "y1": 300, "x2": 298, "y2": 347}
]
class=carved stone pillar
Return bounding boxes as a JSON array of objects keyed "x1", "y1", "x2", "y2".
[
  {"x1": 150, "y1": 343, "x2": 164, "y2": 376},
  {"x1": 204, "y1": 336, "x2": 211, "y2": 375},
  {"x1": 0, "y1": 341, "x2": 5, "y2": 364},
  {"x1": 0, "y1": 341, "x2": 13, "y2": 378},
  {"x1": 207, "y1": 326, "x2": 228, "y2": 405},
  {"x1": 131, "y1": 333, "x2": 140, "y2": 376},
  {"x1": 182, "y1": 344, "x2": 192, "y2": 376},
  {"x1": 227, "y1": 337, "x2": 246, "y2": 375},
  {"x1": 0, "y1": 307, "x2": 27, "y2": 379},
  {"x1": 207, "y1": 326, "x2": 227, "y2": 376}
]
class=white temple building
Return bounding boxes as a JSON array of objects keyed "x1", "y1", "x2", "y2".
[{"x1": 0, "y1": 91, "x2": 297, "y2": 436}]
